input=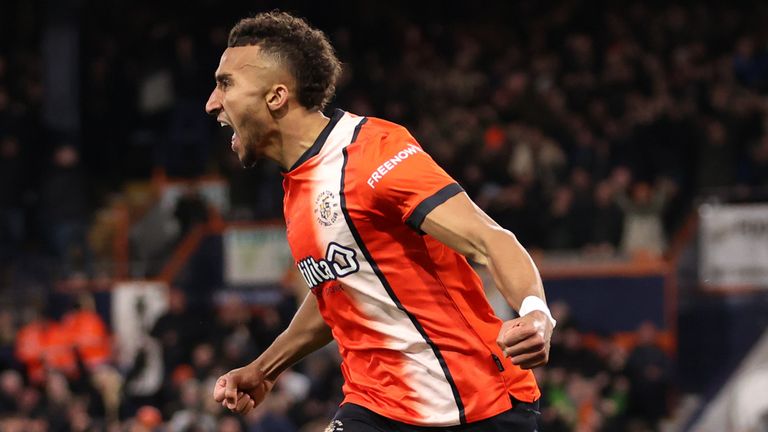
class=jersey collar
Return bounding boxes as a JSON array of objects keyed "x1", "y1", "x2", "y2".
[{"x1": 286, "y1": 108, "x2": 345, "y2": 172}]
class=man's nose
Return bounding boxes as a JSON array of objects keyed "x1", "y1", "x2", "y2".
[{"x1": 205, "y1": 89, "x2": 221, "y2": 115}]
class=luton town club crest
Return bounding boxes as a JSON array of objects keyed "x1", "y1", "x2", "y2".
[{"x1": 314, "y1": 190, "x2": 339, "y2": 226}]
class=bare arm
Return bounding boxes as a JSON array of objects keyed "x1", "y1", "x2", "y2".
[
  {"x1": 420, "y1": 192, "x2": 553, "y2": 369},
  {"x1": 254, "y1": 292, "x2": 333, "y2": 381},
  {"x1": 421, "y1": 192, "x2": 545, "y2": 309},
  {"x1": 214, "y1": 292, "x2": 333, "y2": 412}
]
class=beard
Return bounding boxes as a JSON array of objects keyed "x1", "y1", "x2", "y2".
[
  {"x1": 240, "y1": 126, "x2": 282, "y2": 169},
  {"x1": 236, "y1": 104, "x2": 274, "y2": 169},
  {"x1": 237, "y1": 123, "x2": 263, "y2": 169},
  {"x1": 240, "y1": 140, "x2": 258, "y2": 168}
]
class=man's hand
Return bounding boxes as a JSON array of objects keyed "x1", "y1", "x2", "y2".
[
  {"x1": 497, "y1": 310, "x2": 553, "y2": 369},
  {"x1": 211, "y1": 293, "x2": 333, "y2": 416},
  {"x1": 213, "y1": 364, "x2": 274, "y2": 415}
]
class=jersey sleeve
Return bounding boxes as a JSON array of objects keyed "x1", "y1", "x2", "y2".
[{"x1": 364, "y1": 131, "x2": 464, "y2": 231}]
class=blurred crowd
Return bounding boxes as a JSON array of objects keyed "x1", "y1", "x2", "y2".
[
  {"x1": 2, "y1": 1, "x2": 768, "y2": 274},
  {"x1": 0, "y1": 287, "x2": 675, "y2": 432},
  {"x1": 537, "y1": 306, "x2": 674, "y2": 432},
  {"x1": 3, "y1": 0, "x2": 768, "y2": 431}
]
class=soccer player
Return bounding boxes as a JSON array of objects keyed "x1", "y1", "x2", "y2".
[{"x1": 206, "y1": 12, "x2": 555, "y2": 432}]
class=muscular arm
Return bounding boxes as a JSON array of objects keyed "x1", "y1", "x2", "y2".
[
  {"x1": 252, "y1": 292, "x2": 333, "y2": 381},
  {"x1": 420, "y1": 192, "x2": 545, "y2": 309},
  {"x1": 214, "y1": 292, "x2": 332, "y2": 412},
  {"x1": 420, "y1": 192, "x2": 552, "y2": 368}
]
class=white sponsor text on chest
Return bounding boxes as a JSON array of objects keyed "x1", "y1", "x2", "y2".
[{"x1": 366, "y1": 144, "x2": 423, "y2": 188}]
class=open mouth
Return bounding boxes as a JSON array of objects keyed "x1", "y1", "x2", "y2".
[{"x1": 218, "y1": 119, "x2": 239, "y2": 151}]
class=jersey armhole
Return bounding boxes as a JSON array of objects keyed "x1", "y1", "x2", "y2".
[{"x1": 404, "y1": 183, "x2": 464, "y2": 234}]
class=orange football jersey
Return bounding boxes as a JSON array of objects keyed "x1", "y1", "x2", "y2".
[{"x1": 282, "y1": 109, "x2": 540, "y2": 426}]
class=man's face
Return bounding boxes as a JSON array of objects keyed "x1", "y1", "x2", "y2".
[{"x1": 205, "y1": 46, "x2": 281, "y2": 167}]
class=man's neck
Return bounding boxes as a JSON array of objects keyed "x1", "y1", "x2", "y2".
[{"x1": 272, "y1": 108, "x2": 331, "y2": 171}]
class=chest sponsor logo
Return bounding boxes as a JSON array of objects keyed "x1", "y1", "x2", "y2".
[
  {"x1": 297, "y1": 242, "x2": 359, "y2": 290},
  {"x1": 314, "y1": 190, "x2": 339, "y2": 227}
]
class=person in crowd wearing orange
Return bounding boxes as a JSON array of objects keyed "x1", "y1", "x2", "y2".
[{"x1": 62, "y1": 295, "x2": 111, "y2": 369}]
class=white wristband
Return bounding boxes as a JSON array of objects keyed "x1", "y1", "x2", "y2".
[{"x1": 518, "y1": 296, "x2": 557, "y2": 328}]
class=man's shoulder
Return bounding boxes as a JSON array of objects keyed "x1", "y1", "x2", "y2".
[{"x1": 346, "y1": 112, "x2": 412, "y2": 144}]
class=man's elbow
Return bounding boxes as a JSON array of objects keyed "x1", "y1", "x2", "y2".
[
  {"x1": 471, "y1": 226, "x2": 518, "y2": 264},
  {"x1": 484, "y1": 226, "x2": 520, "y2": 250}
]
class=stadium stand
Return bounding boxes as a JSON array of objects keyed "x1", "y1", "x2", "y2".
[{"x1": 1, "y1": 1, "x2": 768, "y2": 431}]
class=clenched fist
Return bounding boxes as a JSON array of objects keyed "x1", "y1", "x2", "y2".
[
  {"x1": 496, "y1": 310, "x2": 553, "y2": 369},
  {"x1": 213, "y1": 364, "x2": 274, "y2": 415}
]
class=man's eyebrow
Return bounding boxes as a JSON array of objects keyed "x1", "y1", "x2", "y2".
[{"x1": 215, "y1": 73, "x2": 232, "y2": 83}]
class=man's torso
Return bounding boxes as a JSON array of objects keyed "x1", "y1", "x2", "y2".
[{"x1": 282, "y1": 109, "x2": 540, "y2": 426}]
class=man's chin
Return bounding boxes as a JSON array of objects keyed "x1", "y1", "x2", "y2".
[{"x1": 239, "y1": 152, "x2": 258, "y2": 168}]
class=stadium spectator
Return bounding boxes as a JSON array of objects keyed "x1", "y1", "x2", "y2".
[
  {"x1": 543, "y1": 185, "x2": 579, "y2": 250},
  {"x1": 151, "y1": 288, "x2": 200, "y2": 376},
  {"x1": 625, "y1": 322, "x2": 674, "y2": 427},
  {"x1": 167, "y1": 378, "x2": 217, "y2": 432},
  {"x1": 38, "y1": 144, "x2": 91, "y2": 275},
  {"x1": 0, "y1": 135, "x2": 26, "y2": 261},
  {"x1": 614, "y1": 173, "x2": 675, "y2": 257},
  {"x1": 586, "y1": 180, "x2": 624, "y2": 253},
  {"x1": 61, "y1": 294, "x2": 111, "y2": 370},
  {"x1": 0, "y1": 370, "x2": 23, "y2": 415},
  {"x1": 697, "y1": 119, "x2": 737, "y2": 191},
  {"x1": 0, "y1": 308, "x2": 18, "y2": 372},
  {"x1": 163, "y1": 33, "x2": 213, "y2": 179},
  {"x1": 173, "y1": 186, "x2": 210, "y2": 238},
  {"x1": 748, "y1": 132, "x2": 768, "y2": 186},
  {"x1": 15, "y1": 304, "x2": 75, "y2": 384}
]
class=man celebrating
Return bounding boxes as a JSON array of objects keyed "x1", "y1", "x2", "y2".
[{"x1": 206, "y1": 11, "x2": 555, "y2": 431}]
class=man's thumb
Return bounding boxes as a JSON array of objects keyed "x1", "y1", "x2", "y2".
[{"x1": 224, "y1": 373, "x2": 240, "y2": 407}]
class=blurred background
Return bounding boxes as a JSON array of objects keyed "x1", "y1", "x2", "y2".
[{"x1": 1, "y1": 0, "x2": 768, "y2": 431}]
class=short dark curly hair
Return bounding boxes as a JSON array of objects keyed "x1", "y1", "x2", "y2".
[{"x1": 228, "y1": 11, "x2": 342, "y2": 111}]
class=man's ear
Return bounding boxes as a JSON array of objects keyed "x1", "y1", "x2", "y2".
[{"x1": 266, "y1": 84, "x2": 289, "y2": 113}]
